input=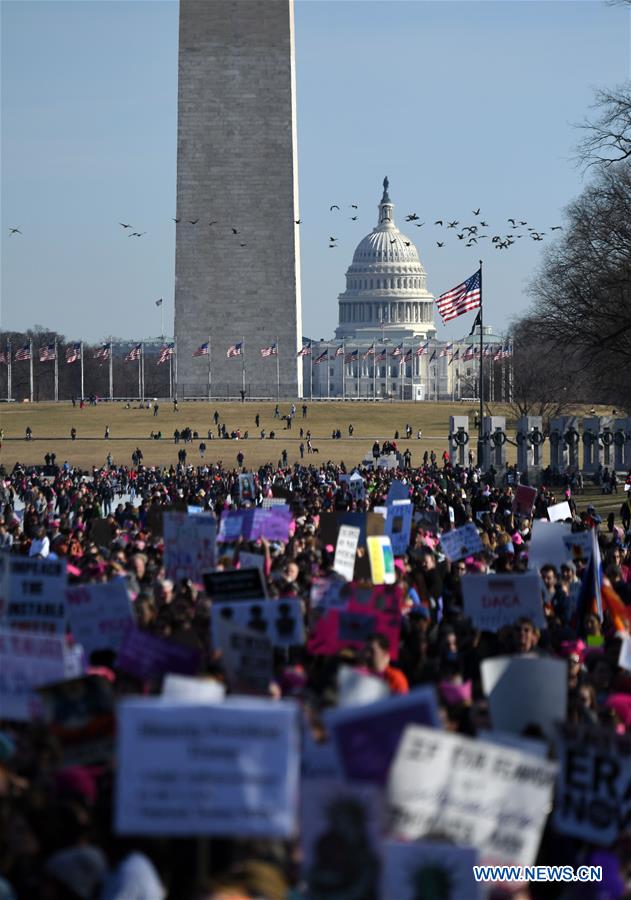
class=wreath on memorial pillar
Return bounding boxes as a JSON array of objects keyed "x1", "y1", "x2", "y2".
[{"x1": 564, "y1": 428, "x2": 579, "y2": 447}]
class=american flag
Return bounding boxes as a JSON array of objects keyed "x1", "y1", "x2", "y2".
[
  {"x1": 449, "y1": 348, "x2": 460, "y2": 365},
  {"x1": 463, "y1": 345, "x2": 475, "y2": 361},
  {"x1": 335, "y1": 345, "x2": 345, "y2": 357},
  {"x1": 15, "y1": 343, "x2": 31, "y2": 362},
  {"x1": 260, "y1": 343, "x2": 277, "y2": 358},
  {"x1": 227, "y1": 343, "x2": 242, "y2": 358},
  {"x1": 428, "y1": 350, "x2": 437, "y2": 364},
  {"x1": 493, "y1": 346, "x2": 504, "y2": 361},
  {"x1": 439, "y1": 342, "x2": 453, "y2": 358},
  {"x1": 126, "y1": 343, "x2": 142, "y2": 362},
  {"x1": 402, "y1": 348, "x2": 413, "y2": 363},
  {"x1": 39, "y1": 344, "x2": 56, "y2": 362},
  {"x1": 94, "y1": 343, "x2": 111, "y2": 361},
  {"x1": 297, "y1": 343, "x2": 311, "y2": 357},
  {"x1": 345, "y1": 348, "x2": 359, "y2": 364},
  {"x1": 362, "y1": 344, "x2": 375, "y2": 360},
  {"x1": 484, "y1": 345, "x2": 495, "y2": 357},
  {"x1": 193, "y1": 343, "x2": 209, "y2": 357},
  {"x1": 415, "y1": 341, "x2": 429, "y2": 357},
  {"x1": 66, "y1": 343, "x2": 81, "y2": 364},
  {"x1": 392, "y1": 343, "x2": 404, "y2": 357},
  {"x1": 314, "y1": 350, "x2": 328, "y2": 365},
  {"x1": 436, "y1": 268, "x2": 481, "y2": 323},
  {"x1": 0, "y1": 349, "x2": 8, "y2": 365},
  {"x1": 157, "y1": 343, "x2": 174, "y2": 365},
  {"x1": 375, "y1": 348, "x2": 387, "y2": 362}
]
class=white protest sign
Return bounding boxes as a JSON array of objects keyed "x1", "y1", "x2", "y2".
[
  {"x1": 116, "y1": 698, "x2": 299, "y2": 837},
  {"x1": 261, "y1": 498, "x2": 289, "y2": 509},
  {"x1": 482, "y1": 655, "x2": 567, "y2": 739},
  {"x1": 528, "y1": 521, "x2": 592, "y2": 572},
  {"x1": 554, "y1": 724, "x2": 631, "y2": 846},
  {"x1": 547, "y1": 501, "x2": 572, "y2": 522},
  {"x1": 618, "y1": 635, "x2": 631, "y2": 672},
  {"x1": 212, "y1": 598, "x2": 304, "y2": 648},
  {"x1": 440, "y1": 523, "x2": 483, "y2": 562},
  {"x1": 461, "y1": 573, "x2": 545, "y2": 631},
  {"x1": 333, "y1": 525, "x2": 360, "y2": 581},
  {"x1": 0, "y1": 556, "x2": 67, "y2": 634},
  {"x1": 215, "y1": 619, "x2": 274, "y2": 695},
  {"x1": 349, "y1": 472, "x2": 366, "y2": 501},
  {"x1": 163, "y1": 511, "x2": 217, "y2": 584},
  {"x1": 387, "y1": 725, "x2": 558, "y2": 865},
  {"x1": 337, "y1": 665, "x2": 389, "y2": 708},
  {"x1": 238, "y1": 551, "x2": 266, "y2": 575},
  {"x1": 66, "y1": 579, "x2": 133, "y2": 658},
  {"x1": 381, "y1": 841, "x2": 480, "y2": 900},
  {"x1": 0, "y1": 630, "x2": 78, "y2": 721},
  {"x1": 162, "y1": 674, "x2": 226, "y2": 703}
]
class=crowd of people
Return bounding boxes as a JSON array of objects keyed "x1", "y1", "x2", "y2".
[{"x1": 0, "y1": 447, "x2": 631, "y2": 900}]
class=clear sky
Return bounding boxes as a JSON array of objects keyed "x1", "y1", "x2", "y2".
[{"x1": 2, "y1": 0, "x2": 629, "y2": 344}]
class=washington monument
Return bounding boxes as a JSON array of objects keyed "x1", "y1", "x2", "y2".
[{"x1": 174, "y1": 0, "x2": 303, "y2": 398}]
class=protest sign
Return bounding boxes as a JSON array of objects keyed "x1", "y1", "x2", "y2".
[
  {"x1": 66, "y1": 579, "x2": 133, "y2": 658},
  {"x1": 302, "y1": 730, "x2": 344, "y2": 780},
  {"x1": 383, "y1": 501, "x2": 413, "y2": 557},
  {"x1": 328, "y1": 687, "x2": 440, "y2": 784},
  {"x1": 115, "y1": 698, "x2": 300, "y2": 837},
  {"x1": 37, "y1": 674, "x2": 116, "y2": 765},
  {"x1": 512, "y1": 484, "x2": 537, "y2": 518},
  {"x1": 162, "y1": 674, "x2": 226, "y2": 702},
  {"x1": 0, "y1": 556, "x2": 67, "y2": 635},
  {"x1": 309, "y1": 576, "x2": 347, "y2": 618},
  {"x1": 547, "y1": 500, "x2": 572, "y2": 522},
  {"x1": 481, "y1": 655, "x2": 567, "y2": 739},
  {"x1": 0, "y1": 630, "x2": 81, "y2": 721},
  {"x1": 212, "y1": 598, "x2": 304, "y2": 648},
  {"x1": 333, "y1": 525, "x2": 360, "y2": 581},
  {"x1": 89, "y1": 518, "x2": 115, "y2": 546},
  {"x1": 461, "y1": 573, "x2": 545, "y2": 631},
  {"x1": 214, "y1": 620, "x2": 274, "y2": 695},
  {"x1": 308, "y1": 584, "x2": 403, "y2": 659},
  {"x1": 439, "y1": 523, "x2": 484, "y2": 562},
  {"x1": 337, "y1": 665, "x2": 389, "y2": 708},
  {"x1": 387, "y1": 479, "x2": 410, "y2": 503},
  {"x1": 618, "y1": 635, "x2": 631, "y2": 672},
  {"x1": 554, "y1": 723, "x2": 631, "y2": 845},
  {"x1": 261, "y1": 497, "x2": 289, "y2": 509},
  {"x1": 414, "y1": 509, "x2": 439, "y2": 532},
  {"x1": 203, "y1": 567, "x2": 266, "y2": 601},
  {"x1": 367, "y1": 536, "x2": 396, "y2": 585},
  {"x1": 217, "y1": 507, "x2": 292, "y2": 543},
  {"x1": 349, "y1": 472, "x2": 366, "y2": 501},
  {"x1": 238, "y1": 472, "x2": 256, "y2": 503},
  {"x1": 301, "y1": 778, "x2": 383, "y2": 895},
  {"x1": 561, "y1": 530, "x2": 593, "y2": 565},
  {"x1": 163, "y1": 511, "x2": 217, "y2": 584},
  {"x1": 387, "y1": 725, "x2": 558, "y2": 865},
  {"x1": 237, "y1": 551, "x2": 266, "y2": 575},
  {"x1": 478, "y1": 730, "x2": 548, "y2": 759},
  {"x1": 117, "y1": 627, "x2": 201, "y2": 680},
  {"x1": 528, "y1": 520, "x2": 592, "y2": 573},
  {"x1": 381, "y1": 841, "x2": 480, "y2": 900}
]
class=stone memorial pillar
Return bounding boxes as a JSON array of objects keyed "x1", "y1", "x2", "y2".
[
  {"x1": 614, "y1": 417, "x2": 631, "y2": 471},
  {"x1": 449, "y1": 416, "x2": 470, "y2": 467},
  {"x1": 516, "y1": 416, "x2": 544, "y2": 477},
  {"x1": 482, "y1": 416, "x2": 507, "y2": 472},
  {"x1": 582, "y1": 417, "x2": 602, "y2": 475}
]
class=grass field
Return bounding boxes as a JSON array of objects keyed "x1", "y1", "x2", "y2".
[{"x1": 0, "y1": 400, "x2": 626, "y2": 522}]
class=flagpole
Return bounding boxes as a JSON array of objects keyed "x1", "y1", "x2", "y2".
[
  {"x1": 327, "y1": 347, "x2": 330, "y2": 400},
  {"x1": 400, "y1": 345, "x2": 404, "y2": 402},
  {"x1": 207, "y1": 335, "x2": 212, "y2": 401},
  {"x1": 276, "y1": 335, "x2": 280, "y2": 402},
  {"x1": 138, "y1": 344, "x2": 142, "y2": 400},
  {"x1": 477, "y1": 260, "x2": 484, "y2": 467},
  {"x1": 373, "y1": 344, "x2": 376, "y2": 402},
  {"x1": 174, "y1": 337, "x2": 179, "y2": 401},
  {"x1": 356, "y1": 349, "x2": 359, "y2": 400},
  {"x1": 342, "y1": 340, "x2": 346, "y2": 402},
  {"x1": 7, "y1": 340, "x2": 12, "y2": 401},
  {"x1": 168, "y1": 347, "x2": 173, "y2": 400},
  {"x1": 160, "y1": 302, "x2": 164, "y2": 340},
  {"x1": 80, "y1": 342, "x2": 84, "y2": 400},
  {"x1": 241, "y1": 336, "x2": 246, "y2": 397},
  {"x1": 54, "y1": 338, "x2": 59, "y2": 402},
  {"x1": 109, "y1": 340, "x2": 114, "y2": 401},
  {"x1": 310, "y1": 346, "x2": 313, "y2": 402},
  {"x1": 29, "y1": 339, "x2": 34, "y2": 403}
]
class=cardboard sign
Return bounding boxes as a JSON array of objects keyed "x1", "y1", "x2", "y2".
[
  {"x1": 547, "y1": 500, "x2": 572, "y2": 522},
  {"x1": 238, "y1": 472, "x2": 256, "y2": 503},
  {"x1": 414, "y1": 509, "x2": 439, "y2": 532},
  {"x1": 618, "y1": 635, "x2": 631, "y2": 672},
  {"x1": 387, "y1": 725, "x2": 558, "y2": 865},
  {"x1": 439, "y1": 523, "x2": 484, "y2": 562},
  {"x1": 461, "y1": 573, "x2": 545, "y2": 631},
  {"x1": 0, "y1": 556, "x2": 67, "y2": 635},
  {"x1": 0, "y1": 630, "x2": 81, "y2": 721},
  {"x1": 481, "y1": 655, "x2": 567, "y2": 739},
  {"x1": 333, "y1": 525, "x2": 361, "y2": 581},
  {"x1": 217, "y1": 507, "x2": 292, "y2": 543},
  {"x1": 387, "y1": 480, "x2": 410, "y2": 503},
  {"x1": 117, "y1": 627, "x2": 201, "y2": 680},
  {"x1": 212, "y1": 598, "x2": 304, "y2": 648},
  {"x1": 237, "y1": 550, "x2": 266, "y2": 575},
  {"x1": 528, "y1": 520, "x2": 592, "y2": 573},
  {"x1": 163, "y1": 511, "x2": 217, "y2": 585},
  {"x1": 383, "y1": 501, "x2": 413, "y2": 557},
  {"x1": 382, "y1": 841, "x2": 480, "y2": 900},
  {"x1": 203, "y1": 567, "x2": 266, "y2": 602},
  {"x1": 162, "y1": 674, "x2": 226, "y2": 703},
  {"x1": 307, "y1": 584, "x2": 403, "y2": 659},
  {"x1": 301, "y1": 778, "x2": 383, "y2": 895},
  {"x1": 328, "y1": 688, "x2": 440, "y2": 784},
  {"x1": 367, "y1": 536, "x2": 396, "y2": 585},
  {"x1": 115, "y1": 698, "x2": 300, "y2": 837},
  {"x1": 37, "y1": 674, "x2": 115, "y2": 765},
  {"x1": 66, "y1": 579, "x2": 133, "y2": 658},
  {"x1": 512, "y1": 485, "x2": 537, "y2": 518},
  {"x1": 554, "y1": 724, "x2": 631, "y2": 846},
  {"x1": 215, "y1": 620, "x2": 274, "y2": 695},
  {"x1": 337, "y1": 665, "x2": 389, "y2": 708},
  {"x1": 349, "y1": 472, "x2": 366, "y2": 501}
]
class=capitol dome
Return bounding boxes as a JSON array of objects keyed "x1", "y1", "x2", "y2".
[{"x1": 335, "y1": 177, "x2": 436, "y2": 341}]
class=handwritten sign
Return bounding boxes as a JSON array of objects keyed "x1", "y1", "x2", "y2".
[
  {"x1": 440, "y1": 523, "x2": 484, "y2": 562},
  {"x1": 461, "y1": 573, "x2": 545, "y2": 631},
  {"x1": 333, "y1": 525, "x2": 360, "y2": 581},
  {"x1": 212, "y1": 598, "x2": 304, "y2": 648},
  {"x1": 217, "y1": 508, "x2": 292, "y2": 543},
  {"x1": 0, "y1": 556, "x2": 67, "y2": 635},
  {"x1": 0, "y1": 630, "x2": 80, "y2": 721},
  {"x1": 163, "y1": 512, "x2": 217, "y2": 584},
  {"x1": 66, "y1": 579, "x2": 133, "y2": 658}
]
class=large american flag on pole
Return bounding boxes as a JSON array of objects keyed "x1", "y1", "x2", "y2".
[
  {"x1": 436, "y1": 268, "x2": 481, "y2": 323},
  {"x1": 297, "y1": 343, "x2": 311, "y2": 357},
  {"x1": 125, "y1": 343, "x2": 142, "y2": 362},
  {"x1": 66, "y1": 343, "x2": 81, "y2": 364},
  {"x1": 0, "y1": 349, "x2": 9, "y2": 365},
  {"x1": 227, "y1": 343, "x2": 243, "y2": 358},
  {"x1": 39, "y1": 344, "x2": 56, "y2": 362},
  {"x1": 335, "y1": 345, "x2": 345, "y2": 357},
  {"x1": 94, "y1": 343, "x2": 111, "y2": 361},
  {"x1": 15, "y1": 343, "x2": 31, "y2": 362},
  {"x1": 260, "y1": 343, "x2": 277, "y2": 358},
  {"x1": 415, "y1": 341, "x2": 429, "y2": 357},
  {"x1": 193, "y1": 343, "x2": 209, "y2": 357},
  {"x1": 157, "y1": 343, "x2": 174, "y2": 365}
]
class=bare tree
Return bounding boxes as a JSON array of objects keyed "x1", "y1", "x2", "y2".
[{"x1": 576, "y1": 84, "x2": 631, "y2": 169}]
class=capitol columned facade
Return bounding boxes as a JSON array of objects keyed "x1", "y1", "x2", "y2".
[{"x1": 304, "y1": 178, "x2": 511, "y2": 402}]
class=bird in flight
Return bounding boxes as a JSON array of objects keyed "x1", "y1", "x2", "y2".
[
  {"x1": 119, "y1": 222, "x2": 132, "y2": 229},
  {"x1": 130, "y1": 232, "x2": 146, "y2": 237},
  {"x1": 350, "y1": 216, "x2": 358, "y2": 221},
  {"x1": 232, "y1": 228, "x2": 239, "y2": 235},
  {"x1": 295, "y1": 219, "x2": 302, "y2": 224},
  {"x1": 329, "y1": 244, "x2": 337, "y2": 248},
  {"x1": 9, "y1": 227, "x2": 22, "y2": 235},
  {"x1": 351, "y1": 204, "x2": 358, "y2": 209},
  {"x1": 480, "y1": 221, "x2": 488, "y2": 227},
  {"x1": 330, "y1": 205, "x2": 340, "y2": 211},
  {"x1": 447, "y1": 220, "x2": 459, "y2": 228},
  {"x1": 519, "y1": 221, "x2": 527, "y2": 226},
  {"x1": 415, "y1": 222, "x2": 425, "y2": 227},
  {"x1": 240, "y1": 243, "x2": 247, "y2": 247},
  {"x1": 189, "y1": 219, "x2": 199, "y2": 225},
  {"x1": 406, "y1": 213, "x2": 419, "y2": 221},
  {"x1": 550, "y1": 226, "x2": 562, "y2": 231},
  {"x1": 473, "y1": 208, "x2": 480, "y2": 216},
  {"x1": 434, "y1": 220, "x2": 443, "y2": 226},
  {"x1": 404, "y1": 241, "x2": 411, "y2": 247},
  {"x1": 508, "y1": 218, "x2": 516, "y2": 226},
  {"x1": 172, "y1": 218, "x2": 181, "y2": 224},
  {"x1": 329, "y1": 236, "x2": 337, "y2": 242},
  {"x1": 457, "y1": 234, "x2": 465, "y2": 240},
  {"x1": 436, "y1": 241, "x2": 444, "y2": 247},
  {"x1": 208, "y1": 221, "x2": 218, "y2": 226},
  {"x1": 390, "y1": 239, "x2": 397, "y2": 244}
]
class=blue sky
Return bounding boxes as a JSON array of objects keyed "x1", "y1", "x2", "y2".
[{"x1": 2, "y1": 0, "x2": 629, "y2": 343}]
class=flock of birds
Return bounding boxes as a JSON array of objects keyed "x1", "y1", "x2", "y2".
[{"x1": 8, "y1": 205, "x2": 562, "y2": 253}]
